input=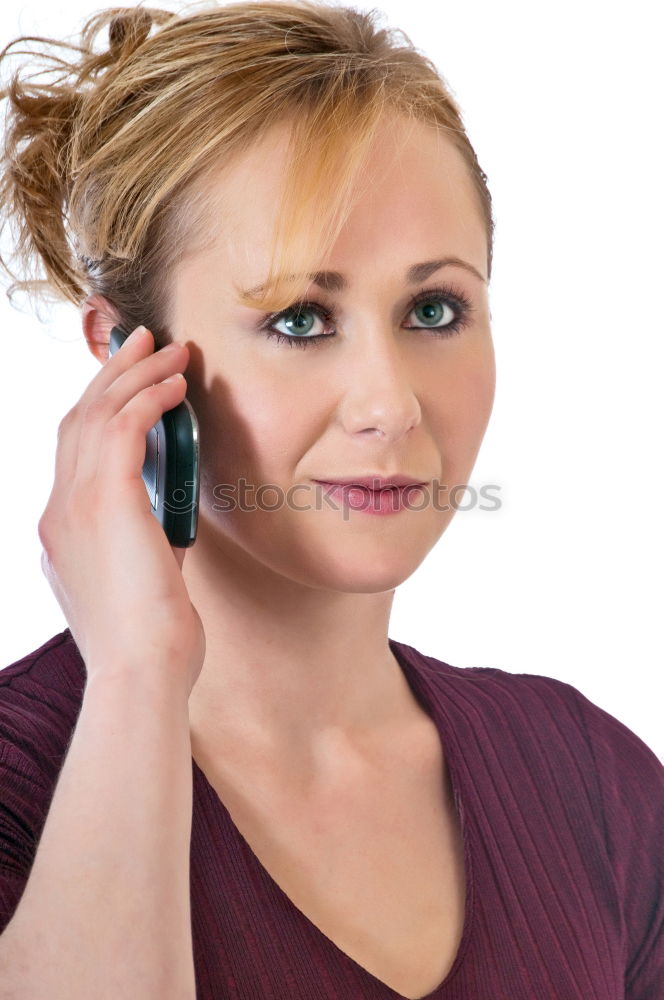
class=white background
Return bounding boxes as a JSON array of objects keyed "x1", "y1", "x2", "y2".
[{"x1": 1, "y1": 0, "x2": 662, "y2": 761}]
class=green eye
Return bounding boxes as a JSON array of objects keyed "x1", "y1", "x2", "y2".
[
  {"x1": 409, "y1": 299, "x2": 454, "y2": 328},
  {"x1": 279, "y1": 309, "x2": 319, "y2": 337},
  {"x1": 259, "y1": 284, "x2": 473, "y2": 350},
  {"x1": 260, "y1": 301, "x2": 333, "y2": 347}
]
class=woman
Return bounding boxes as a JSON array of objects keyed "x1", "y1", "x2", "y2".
[{"x1": 0, "y1": 3, "x2": 661, "y2": 998}]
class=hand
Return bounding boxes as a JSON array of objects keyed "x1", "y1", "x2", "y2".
[{"x1": 38, "y1": 325, "x2": 206, "y2": 697}]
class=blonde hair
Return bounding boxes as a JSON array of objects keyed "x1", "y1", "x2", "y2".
[{"x1": 0, "y1": 0, "x2": 494, "y2": 345}]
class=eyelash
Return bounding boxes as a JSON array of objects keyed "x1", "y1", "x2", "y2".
[{"x1": 257, "y1": 283, "x2": 474, "y2": 350}]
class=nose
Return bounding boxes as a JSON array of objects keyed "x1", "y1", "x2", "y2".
[{"x1": 337, "y1": 325, "x2": 422, "y2": 443}]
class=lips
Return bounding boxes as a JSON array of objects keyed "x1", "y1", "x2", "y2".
[
  {"x1": 313, "y1": 475, "x2": 426, "y2": 490},
  {"x1": 313, "y1": 477, "x2": 426, "y2": 516}
]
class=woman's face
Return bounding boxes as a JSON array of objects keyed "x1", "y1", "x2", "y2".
[{"x1": 170, "y1": 113, "x2": 495, "y2": 593}]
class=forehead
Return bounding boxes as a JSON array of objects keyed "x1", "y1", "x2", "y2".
[{"x1": 198, "y1": 113, "x2": 486, "y2": 278}]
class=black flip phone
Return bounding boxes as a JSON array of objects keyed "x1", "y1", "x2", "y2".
[{"x1": 108, "y1": 326, "x2": 200, "y2": 548}]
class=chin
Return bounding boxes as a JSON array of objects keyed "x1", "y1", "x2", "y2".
[{"x1": 297, "y1": 545, "x2": 426, "y2": 594}]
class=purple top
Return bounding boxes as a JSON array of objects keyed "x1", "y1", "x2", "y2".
[{"x1": 1, "y1": 629, "x2": 662, "y2": 999}]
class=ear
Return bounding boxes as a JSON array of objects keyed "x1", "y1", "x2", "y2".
[{"x1": 81, "y1": 294, "x2": 123, "y2": 365}]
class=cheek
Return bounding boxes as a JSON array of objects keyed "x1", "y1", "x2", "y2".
[
  {"x1": 462, "y1": 361, "x2": 496, "y2": 437},
  {"x1": 232, "y1": 371, "x2": 317, "y2": 471},
  {"x1": 429, "y1": 350, "x2": 496, "y2": 455}
]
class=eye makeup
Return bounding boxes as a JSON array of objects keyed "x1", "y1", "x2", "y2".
[{"x1": 256, "y1": 282, "x2": 474, "y2": 350}]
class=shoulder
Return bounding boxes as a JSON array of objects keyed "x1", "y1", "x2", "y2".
[
  {"x1": 0, "y1": 628, "x2": 86, "y2": 796},
  {"x1": 0, "y1": 629, "x2": 86, "y2": 925},
  {"x1": 394, "y1": 636, "x2": 662, "y2": 770},
  {"x1": 393, "y1": 637, "x2": 664, "y2": 848}
]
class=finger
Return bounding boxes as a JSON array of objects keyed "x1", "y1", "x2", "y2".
[
  {"x1": 46, "y1": 327, "x2": 158, "y2": 508},
  {"x1": 74, "y1": 343, "x2": 188, "y2": 488},
  {"x1": 79, "y1": 325, "x2": 155, "y2": 407},
  {"x1": 91, "y1": 374, "x2": 188, "y2": 498}
]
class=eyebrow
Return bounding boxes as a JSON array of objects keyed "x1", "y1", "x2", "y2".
[{"x1": 242, "y1": 255, "x2": 487, "y2": 297}]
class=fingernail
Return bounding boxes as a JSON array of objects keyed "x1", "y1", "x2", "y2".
[{"x1": 127, "y1": 325, "x2": 148, "y2": 344}]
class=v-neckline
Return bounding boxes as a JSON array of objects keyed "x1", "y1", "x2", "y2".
[{"x1": 191, "y1": 638, "x2": 475, "y2": 999}]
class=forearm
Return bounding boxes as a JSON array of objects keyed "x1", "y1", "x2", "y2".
[{"x1": 0, "y1": 666, "x2": 196, "y2": 1000}]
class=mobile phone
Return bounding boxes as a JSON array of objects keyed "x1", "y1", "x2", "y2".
[{"x1": 108, "y1": 326, "x2": 199, "y2": 547}]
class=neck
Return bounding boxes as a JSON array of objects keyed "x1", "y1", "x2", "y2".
[{"x1": 183, "y1": 517, "x2": 410, "y2": 771}]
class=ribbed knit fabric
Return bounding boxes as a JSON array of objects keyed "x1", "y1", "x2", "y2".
[{"x1": 0, "y1": 628, "x2": 662, "y2": 999}]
